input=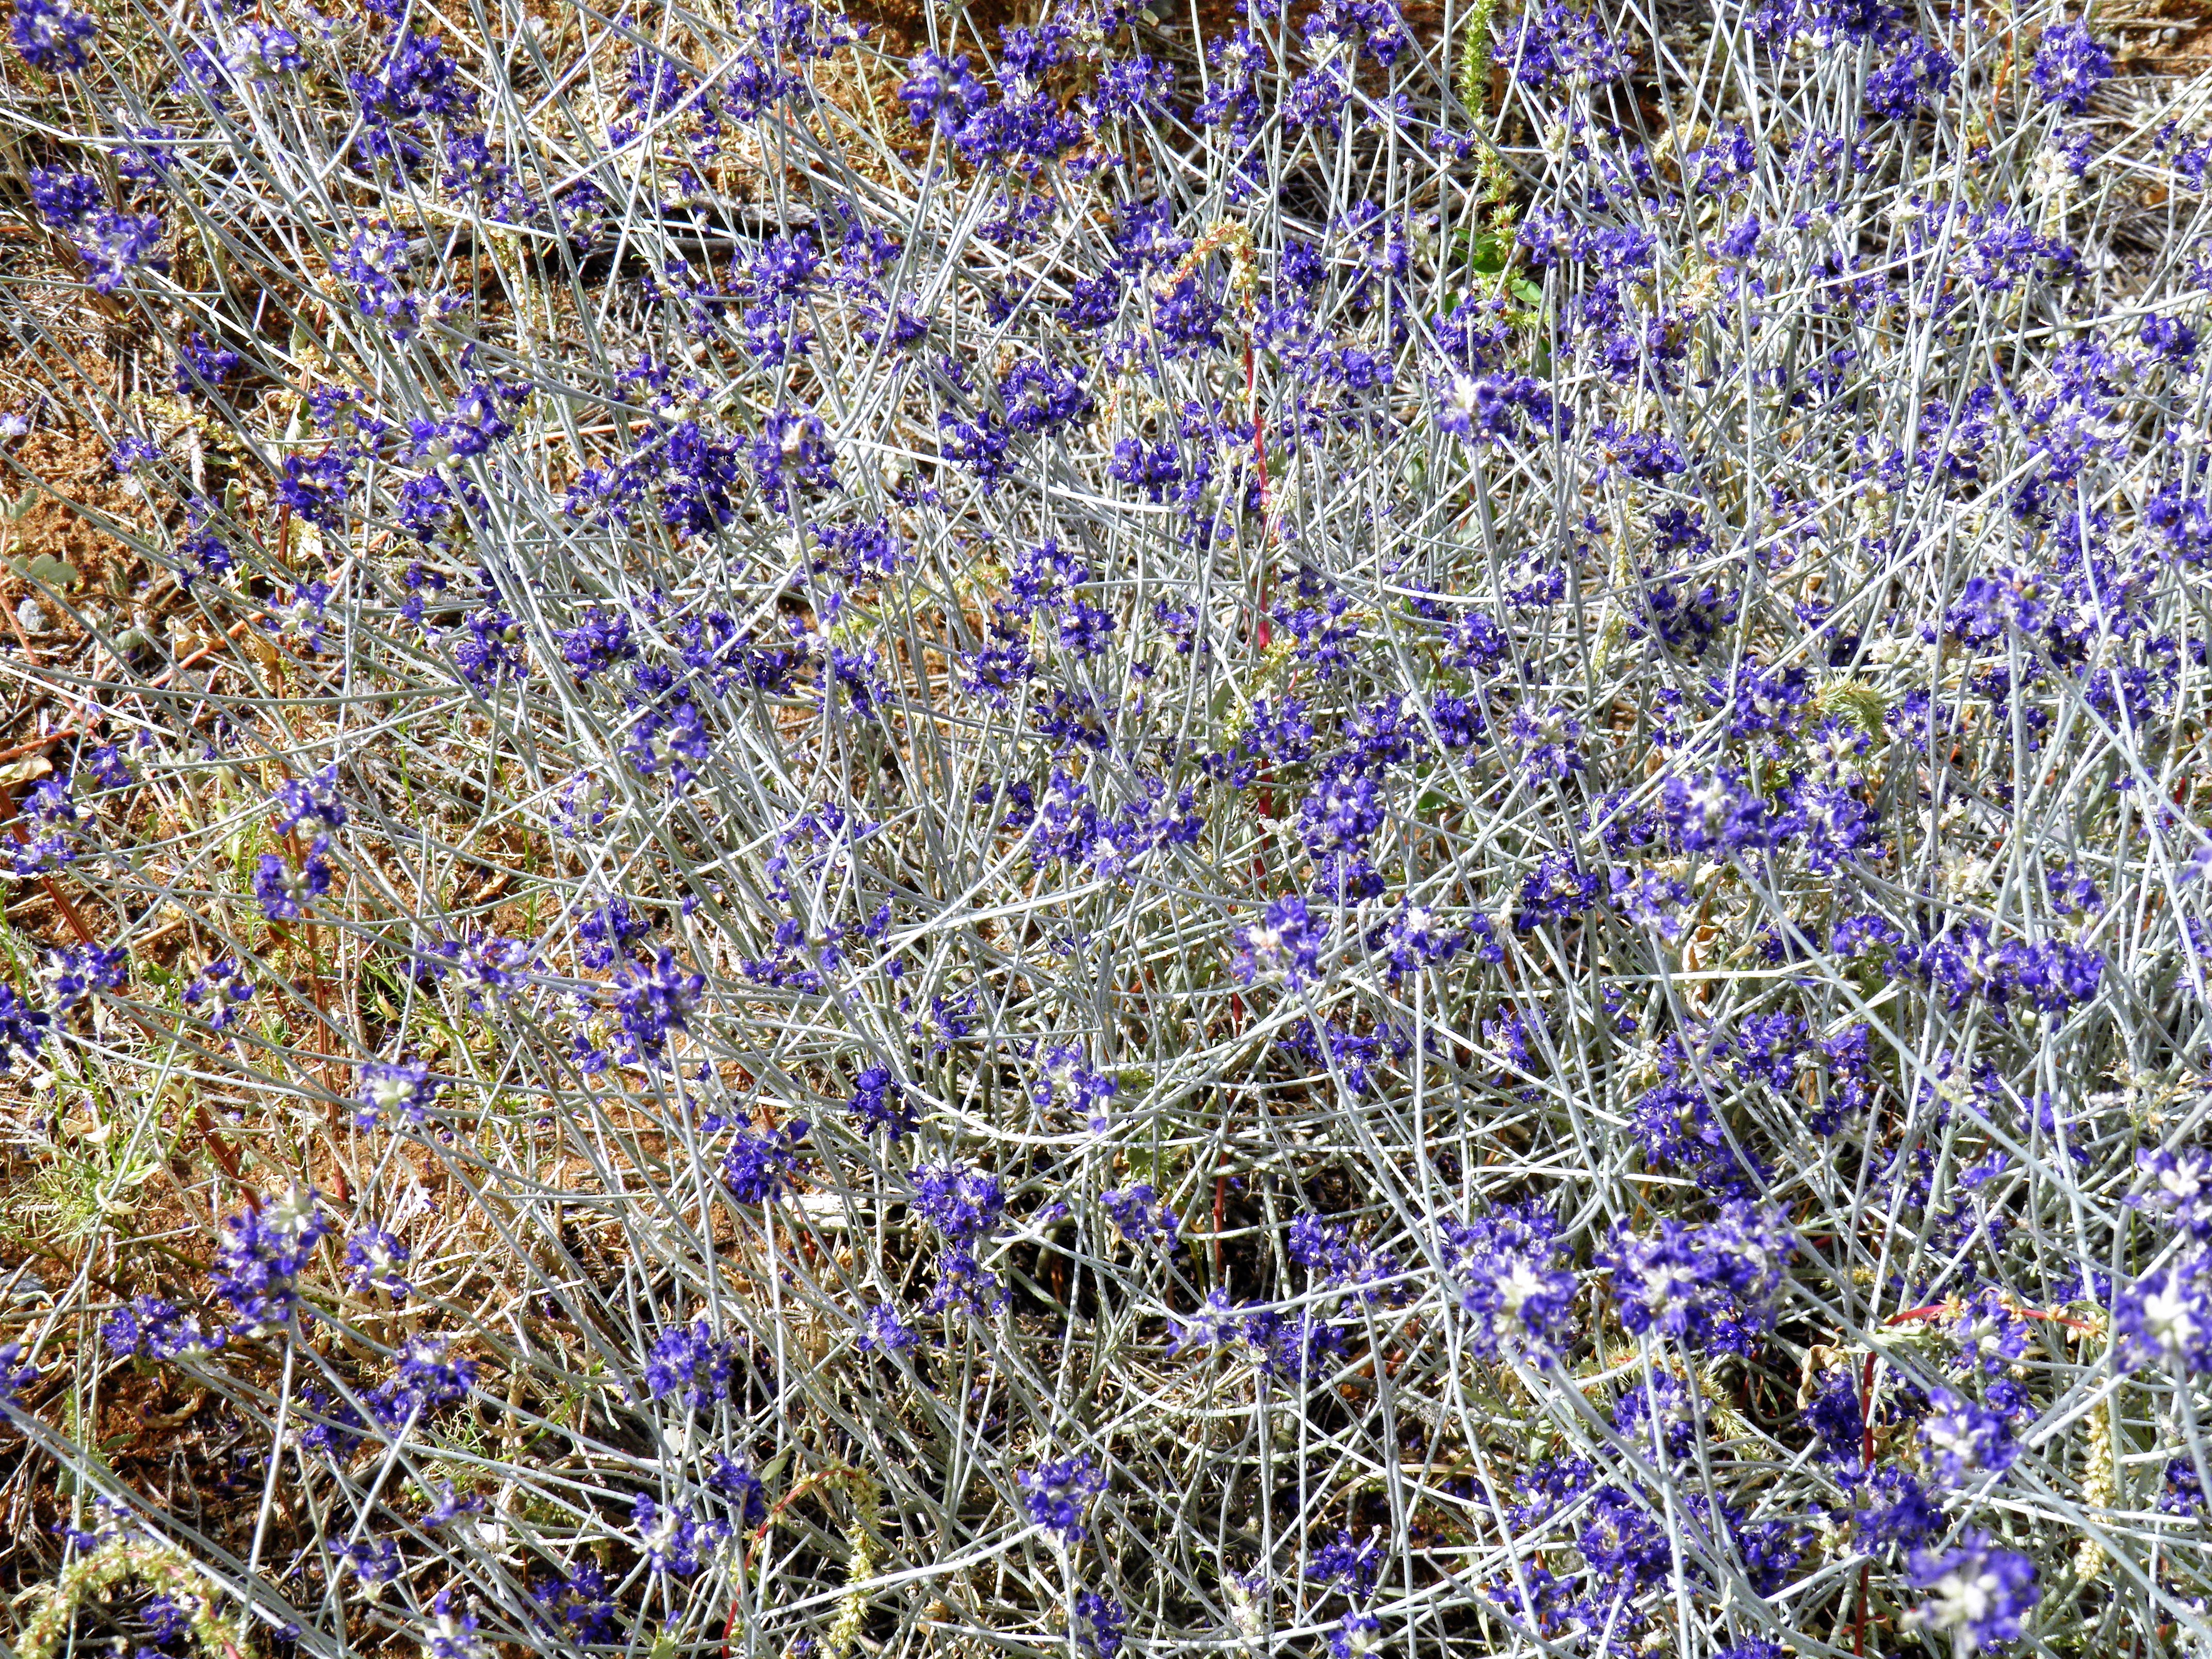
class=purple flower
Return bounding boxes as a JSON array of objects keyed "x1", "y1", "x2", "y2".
[
  {"x1": 102, "y1": 1295, "x2": 223, "y2": 1360},
  {"x1": 1168, "y1": 1288, "x2": 1242, "y2": 1354},
  {"x1": 556, "y1": 609, "x2": 635, "y2": 682},
  {"x1": 1241, "y1": 1306, "x2": 1348, "y2": 1379},
  {"x1": 338, "y1": 1537, "x2": 403, "y2": 1586},
  {"x1": 1075, "y1": 1589, "x2": 1125, "y2": 1657},
  {"x1": 453, "y1": 606, "x2": 528, "y2": 694},
  {"x1": 848, "y1": 1064, "x2": 920, "y2": 1140},
  {"x1": 533, "y1": 1562, "x2": 617, "y2": 1643},
  {"x1": 274, "y1": 452, "x2": 352, "y2": 532},
  {"x1": 1790, "y1": 778, "x2": 1880, "y2": 872},
  {"x1": 0, "y1": 1342, "x2": 36, "y2": 1402},
  {"x1": 711, "y1": 1455, "x2": 769, "y2": 1525},
  {"x1": 634, "y1": 1495, "x2": 728, "y2": 1577},
  {"x1": 1297, "y1": 769, "x2": 1385, "y2": 859},
  {"x1": 622, "y1": 685, "x2": 713, "y2": 791},
  {"x1": 1000, "y1": 359, "x2": 1092, "y2": 434},
  {"x1": 184, "y1": 958, "x2": 254, "y2": 1032},
  {"x1": 71, "y1": 210, "x2": 167, "y2": 294},
  {"x1": 1494, "y1": 2, "x2": 1632, "y2": 93},
  {"x1": 642, "y1": 1319, "x2": 737, "y2": 1409},
  {"x1": 1308, "y1": 1528, "x2": 1383, "y2": 1600},
  {"x1": 858, "y1": 1303, "x2": 918, "y2": 1353},
  {"x1": 2030, "y1": 21, "x2": 2110, "y2": 114},
  {"x1": 2143, "y1": 314, "x2": 2198, "y2": 365},
  {"x1": 1085, "y1": 51, "x2": 1174, "y2": 124},
  {"x1": 1899, "y1": 921, "x2": 2103, "y2": 1017},
  {"x1": 1943, "y1": 1287, "x2": 2033, "y2": 1375},
  {"x1": 939, "y1": 411, "x2": 1013, "y2": 490},
  {"x1": 717, "y1": 1117, "x2": 810, "y2": 1203},
  {"x1": 21, "y1": 777, "x2": 80, "y2": 829},
  {"x1": 1918, "y1": 1388, "x2": 2018, "y2": 1485},
  {"x1": 752, "y1": 408, "x2": 837, "y2": 510},
  {"x1": 923, "y1": 1245, "x2": 1005, "y2": 1316},
  {"x1": 912, "y1": 1162, "x2": 1005, "y2": 1245},
  {"x1": 254, "y1": 850, "x2": 331, "y2": 921},
  {"x1": 1100, "y1": 1184, "x2": 1181, "y2": 1251},
  {"x1": 1034, "y1": 1044, "x2": 1118, "y2": 1130},
  {"x1": 1288, "y1": 1213, "x2": 1401, "y2": 1303},
  {"x1": 368, "y1": 1335, "x2": 476, "y2": 1427},
  {"x1": 1109, "y1": 437, "x2": 1181, "y2": 501},
  {"x1": 1438, "y1": 371, "x2": 1560, "y2": 446},
  {"x1": 1440, "y1": 1204, "x2": 1577, "y2": 1361},
  {"x1": 1507, "y1": 705, "x2": 1583, "y2": 782},
  {"x1": 1801, "y1": 1366, "x2": 1867, "y2": 1477},
  {"x1": 11, "y1": 0, "x2": 93, "y2": 72},
  {"x1": 1608, "y1": 867, "x2": 1690, "y2": 942},
  {"x1": 83, "y1": 744, "x2": 132, "y2": 791},
  {"x1": 27, "y1": 168, "x2": 100, "y2": 226},
  {"x1": 272, "y1": 766, "x2": 346, "y2": 837},
  {"x1": 46, "y1": 945, "x2": 124, "y2": 1011},
  {"x1": 1330, "y1": 1612, "x2": 1380, "y2": 1658},
  {"x1": 214, "y1": 1188, "x2": 331, "y2": 1330},
  {"x1": 333, "y1": 220, "x2": 419, "y2": 337},
  {"x1": 1864, "y1": 32, "x2": 1955, "y2": 121},
  {"x1": 1602, "y1": 1202, "x2": 1796, "y2": 1356},
  {"x1": 144, "y1": 1601, "x2": 197, "y2": 1654},
  {"x1": 1953, "y1": 206, "x2": 2070, "y2": 294},
  {"x1": 6, "y1": 837, "x2": 71, "y2": 881},
  {"x1": 344, "y1": 1229, "x2": 411, "y2": 1299},
  {"x1": 1904, "y1": 1533, "x2": 2040, "y2": 1652},
  {"x1": 2134, "y1": 1145, "x2": 2212, "y2": 1238},
  {"x1": 2164, "y1": 1459, "x2": 2206, "y2": 1516},
  {"x1": 1372, "y1": 901, "x2": 1475, "y2": 982},
  {"x1": 610, "y1": 946, "x2": 704, "y2": 1063},
  {"x1": 1195, "y1": 28, "x2": 1262, "y2": 138},
  {"x1": 1232, "y1": 895, "x2": 1327, "y2": 988},
  {"x1": 357, "y1": 1058, "x2": 436, "y2": 1128},
  {"x1": 173, "y1": 332, "x2": 243, "y2": 396},
  {"x1": 898, "y1": 50, "x2": 989, "y2": 133},
  {"x1": 1513, "y1": 852, "x2": 1600, "y2": 931},
  {"x1": 433, "y1": 938, "x2": 533, "y2": 1013},
  {"x1": 218, "y1": 21, "x2": 303, "y2": 77},
  {"x1": 1660, "y1": 769, "x2": 1783, "y2": 854},
  {"x1": 2116, "y1": 1250, "x2": 2212, "y2": 1372},
  {"x1": 577, "y1": 895, "x2": 650, "y2": 969},
  {"x1": 1020, "y1": 1452, "x2": 1105, "y2": 1543}
]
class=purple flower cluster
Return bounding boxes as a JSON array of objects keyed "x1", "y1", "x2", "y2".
[
  {"x1": 1440, "y1": 1205, "x2": 1577, "y2": 1361},
  {"x1": 717, "y1": 1116, "x2": 810, "y2": 1203},
  {"x1": 1020, "y1": 1452, "x2": 1105, "y2": 1543},
  {"x1": 253, "y1": 850, "x2": 330, "y2": 921},
  {"x1": 631, "y1": 1494, "x2": 727, "y2": 1576},
  {"x1": 214, "y1": 1189, "x2": 332, "y2": 1332},
  {"x1": 642, "y1": 1319, "x2": 738, "y2": 1410},
  {"x1": 1905, "y1": 1534, "x2": 2041, "y2": 1651},
  {"x1": 2029, "y1": 22, "x2": 2110, "y2": 114},
  {"x1": 1602, "y1": 1203, "x2": 1796, "y2": 1356},
  {"x1": 1100, "y1": 1184, "x2": 1181, "y2": 1251},
  {"x1": 10, "y1": 0, "x2": 93, "y2": 71},
  {"x1": 14, "y1": 0, "x2": 2206, "y2": 1653},
  {"x1": 913, "y1": 1161, "x2": 1007, "y2": 1314}
]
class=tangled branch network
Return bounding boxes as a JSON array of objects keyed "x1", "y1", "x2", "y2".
[{"x1": 4, "y1": 0, "x2": 2212, "y2": 1651}]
